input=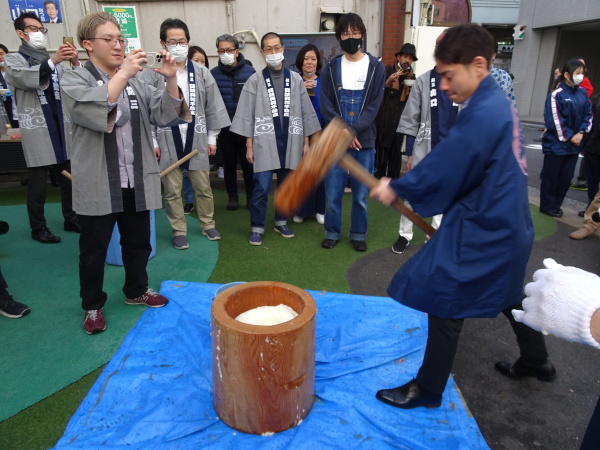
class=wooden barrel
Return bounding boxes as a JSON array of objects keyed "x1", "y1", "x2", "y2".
[{"x1": 211, "y1": 281, "x2": 317, "y2": 435}]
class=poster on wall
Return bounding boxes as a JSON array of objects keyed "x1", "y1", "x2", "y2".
[
  {"x1": 8, "y1": 0, "x2": 63, "y2": 23},
  {"x1": 102, "y1": 6, "x2": 141, "y2": 53}
]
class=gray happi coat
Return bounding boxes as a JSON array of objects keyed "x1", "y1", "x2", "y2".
[
  {"x1": 230, "y1": 69, "x2": 320, "y2": 173},
  {"x1": 397, "y1": 69, "x2": 462, "y2": 166},
  {"x1": 60, "y1": 67, "x2": 191, "y2": 216},
  {"x1": 140, "y1": 62, "x2": 230, "y2": 171},
  {"x1": 4, "y1": 52, "x2": 70, "y2": 167}
]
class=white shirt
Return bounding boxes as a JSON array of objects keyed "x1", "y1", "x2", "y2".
[{"x1": 341, "y1": 54, "x2": 369, "y2": 90}]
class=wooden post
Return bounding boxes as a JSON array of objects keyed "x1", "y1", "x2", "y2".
[{"x1": 211, "y1": 281, "x2": 316, "y2": 435}]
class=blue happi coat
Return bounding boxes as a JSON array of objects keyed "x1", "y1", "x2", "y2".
[{"x1": 388, "y1": 75, "x2": 533, "y2": 319}]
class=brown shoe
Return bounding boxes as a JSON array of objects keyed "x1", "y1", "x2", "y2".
[{"x1": 570, "y1": 227, "x2": 595, "y2": 240}]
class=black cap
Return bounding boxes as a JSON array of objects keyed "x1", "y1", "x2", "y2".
[{"x1": 395, "y1": 43, "x2": 418, "y2": 61}]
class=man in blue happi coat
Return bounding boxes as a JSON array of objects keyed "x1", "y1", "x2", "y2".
[{"x1": 371, "y1": 24, "x2": 555, "y2": 409}]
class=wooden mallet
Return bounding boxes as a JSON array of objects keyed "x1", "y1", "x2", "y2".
[
  {"x1": 61, "y1": 149, "x2": 200, "y2": 181},
  {"x1": 274, "y1": 117, "x2": 436, "y2": 237}
]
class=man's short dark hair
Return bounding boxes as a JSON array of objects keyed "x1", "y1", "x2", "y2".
[
  {"x1": 159, "y1": 18, "x2": 190, "y2": 43},
  {"x1": 216, "y1": 34, "x2": 239, "y2": 50},
  {"x1": 260, "y1": 32, "x2": 282, "y2": 50},
  {"x1": 14, "y1": 11, "x2": 41, "y2": 31},
  {"x1": 335, "y1": 13, "x2": 367, "y2": 41},
  {"x1": 295, "y1": 44, "x2": 322, "y2": 75},
  {"x1": 434, "y1": 24, "x2": 495, "y2": 66},
  {"x1": 44, "y1": 1, "x2": 57, "y2": 8}
]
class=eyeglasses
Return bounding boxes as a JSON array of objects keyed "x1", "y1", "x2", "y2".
[
  {"x1": 165, "y1": 39, "x2": 188, "y2": 46},
  {"x1": 87, "y1": 37, "x2": 128, "y2": 48},
  {"x1": 340, "y1": 31, "x2": 362, "y2": 39},
  {"x1": 217, "y1": 48, "x2": 237, "y2": 55},
  {"x1": 262, "y1": 45, "x2": 283, "y2": 55},
  {"x1": 22, "y1": 25, "x2": 48, "y2": 34}
]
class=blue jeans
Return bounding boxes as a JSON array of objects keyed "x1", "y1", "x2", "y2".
[
  {"x1": 181, "y1": 169, "x2": 193, "y2": 204},
  {"x1": 251, "y1": 169, "x2": 290, "y2": 233},
  {"x1": 324, "y1": 148, "x2": 375, "y2": 241}
]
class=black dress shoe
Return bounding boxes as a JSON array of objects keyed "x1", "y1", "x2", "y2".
[
  {"x1": 352, "y1": 240, "x2": 367, "y2": 252},
  {"x1": 321, "y1": 238, "x2": 338, "y2": 249},
  {"x1": 64, "y1": 219, "x2": 81, "y2": 233},
  {"x1": 376, "y1": 379, "x2": 442, "y2": 409},
  {"x1": 540, "y1": 209, "x2": 563, "y2": 218},
  {"x1": 32, "y1": 226, "x2": 61, "y2": 243},
  {"x1": 495, "y1": 359, "x2": 556, "y2": 382},
  {"x1": 226, "y1": 199, "x2": 239, "y2": 211}
]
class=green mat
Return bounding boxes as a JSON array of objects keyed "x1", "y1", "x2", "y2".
[{"x1": 0, "y1": 203, "x2": 218, "y2": 421}]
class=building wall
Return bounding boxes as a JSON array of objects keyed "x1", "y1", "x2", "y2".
[
  {"x1": 381, "y1": 0, "x2": 408, "y2": 66},
  {"x1": 512, "y1": 0, "x2": 600, "y2": 116},
  {"x1": 0, "y1": 0, "x2": 383, "y2": 69}
]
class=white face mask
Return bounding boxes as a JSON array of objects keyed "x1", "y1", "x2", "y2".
[
  {"x1": 26, "y1": 31, "x2": 47, "y2": 50},
  {"x1": 167, "y1": 44, "x2": 188, "y2": 63},
  {"x1": 219, "y1": 52, "x2": 236, "y2": 66},
  {"x1": 573, "y1": 74, "x2": 584, "y2": 85},
  {"x1": 265, "y1": 52, "x2": 284, "y2": 68}
]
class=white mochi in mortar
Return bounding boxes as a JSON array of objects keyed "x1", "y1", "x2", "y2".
[{"x1": 235, "y1": 304, "x2": 298, "y2": 326}]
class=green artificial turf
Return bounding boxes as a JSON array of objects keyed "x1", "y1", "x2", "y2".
[{"x1": 0, "y1": 181, "x2": 556, "y2": 450}]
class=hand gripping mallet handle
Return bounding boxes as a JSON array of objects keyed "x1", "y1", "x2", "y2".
[
  {"x1": 337, "y1": 155, "x2": 436, "y2": 237},
  {"x1": 160, "y1": 149, "x2": 199, "y2": 178},
  {"x1": 60, "y1": 149, "x2": 200, "y2": 182}
]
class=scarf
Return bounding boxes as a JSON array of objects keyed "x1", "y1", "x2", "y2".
[
  {"x1": 263, "y1": 66, "x2": 291, "y2": 168},
  {"x1": 171, "y1": 59, "x2": 196, "y2": 170}
]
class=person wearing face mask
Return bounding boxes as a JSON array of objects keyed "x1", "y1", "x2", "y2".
[
  {"x1": 211, "y1": 34, "x2": 256, "y2": 211},
  {"x1": 4, "y1": 11, "x2": 80, "y2": 244},
  {"x1": 539, "y1": 59, "x2": 592, "y2": 218},
  {"x1": 375, "y1": 43, "x2": 417, "y2": 179},
  {"x1": 231, "y1": 32, "x2": 321, "y2": 246},
  {"x1": 141, "y1": 19, "x2": 230, "y2": 250},
  {"x1": 319, "y1": 13, "x2": 386, "y2": 252}
]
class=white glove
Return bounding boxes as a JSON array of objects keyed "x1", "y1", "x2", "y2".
[{"x1": 512, "y1": 258, "x2": 600, "y2": 349}]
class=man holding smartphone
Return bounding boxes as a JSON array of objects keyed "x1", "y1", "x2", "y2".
[
  {"x1": 61, "y1": 11, "x2": 191, "y2": 334},
  {"x1": 5, "y1": 11, "x2": 80, "y2": 243}
]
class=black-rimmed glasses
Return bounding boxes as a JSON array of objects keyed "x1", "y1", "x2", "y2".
[{"x1": 87, "y1": 37, "x2": 128, "y2": 48}]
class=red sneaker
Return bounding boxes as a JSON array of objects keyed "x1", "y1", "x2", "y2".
[
  {"x1": 125, "y1": 289, "x2": 168, "y2": 308},
  {"x1": 83, "y1": 309, "x2": 106, "y2": 334}
]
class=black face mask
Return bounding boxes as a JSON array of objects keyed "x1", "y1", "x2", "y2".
[{"x1": 340, "y1": 38, "x2": 362, "y2": 55}]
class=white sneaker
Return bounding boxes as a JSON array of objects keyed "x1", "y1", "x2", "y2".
[
  {"x1": 292, "y1": 215, "x2": 304, "y2": 223},
  {"x1": 217, "y1": 167, "x2": 224, "y2": 178},
  {"x1": 316, "y1": 213, "x2": 325, "y2": 224}
]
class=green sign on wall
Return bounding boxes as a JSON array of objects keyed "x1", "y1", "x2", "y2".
[{"x1": 102, "y1": 6, "x2": 141, "y2": 53}]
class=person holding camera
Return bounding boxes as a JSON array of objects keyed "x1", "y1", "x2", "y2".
[{"x1": 61, "y1": 11, "x2": 191, "y2": 334}]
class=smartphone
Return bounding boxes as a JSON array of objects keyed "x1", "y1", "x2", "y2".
[
  {"x1": 141, "y1": 52, "x2": 163, "y2": 69},
  {"x1": 63, "y1": 36, "x2": 74, "y2": 46}
]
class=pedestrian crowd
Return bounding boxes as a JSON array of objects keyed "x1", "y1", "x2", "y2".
[{"x1": 0, "y1": 11, "x2": 598, "y2": 448}]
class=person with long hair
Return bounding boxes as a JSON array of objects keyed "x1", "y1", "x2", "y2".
[
  {"x1": 292, "y1": 43, "x2": 326, "y2": 224},
  {"x1": 539, "y1": 58, "x2": 592, "y2": 217}
]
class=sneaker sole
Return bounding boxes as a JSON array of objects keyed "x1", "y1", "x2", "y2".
[
  {"x1": 174, "y1": 243, "x2": 189, "y2": 249},
  {"x1": 391, "y1": 244, "x2": 408, "y2": 254},
  {"x1": 0, "y1": 308, "x2": 31, "y2": 319},
  {"x1": 84, "y1": 325, "x2": 106, "y2": 335},
  {"x1": 124, "y1": 299, "x2": 168, "y2": 308},
  {"x1": 249, "y1": 240, "x2": 262, "y2": 246},
  {"x1": 202, "y1": 231, "x2": 221, "y2": 241},
  {"x1": 274, "y1": 228, "x2": 295, "y2": 238}
]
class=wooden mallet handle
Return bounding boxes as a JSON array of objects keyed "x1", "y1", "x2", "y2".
[
  {"x1": 160, "y1": 149, "x2": 199, "y2": 178},
  {"x1": 338, "y1": 154, "x2": 437, "y2": 237},
  {"x1": 61, "y1": 149, "x2": 200, "y2": 182}
]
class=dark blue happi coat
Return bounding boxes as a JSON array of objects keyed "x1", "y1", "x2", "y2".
[{"x1": 388, "y1": 75, "x2": 532, "y2": 319}]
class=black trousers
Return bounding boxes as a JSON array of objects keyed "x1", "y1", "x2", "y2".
[
  {"x1": 583, "y1": 150, "x2": 600, "y2": 206},
  {"x1": 220, "y1": 129, "x2": 254, "y2": 200},
  {"x1": 581, "y1": 396, "x2": 600, "y2": 449},
  {"x1": 416, "y1": 304, "x2": 549, "y2": 394},
  {"x1": 539, "y1": 153, "x2": 579, "y2": 212},
  {"x1": 0, "y1": 266, "x2": 8, "y2": 298},
  {"x1": 27, "y1": 161, "x2": 76, "y2": 230},
  {"x1": 78, "y1": 188, "x2": 151, "y2": 311}
]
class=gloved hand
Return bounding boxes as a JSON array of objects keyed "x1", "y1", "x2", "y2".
[{"x1": 512, "y1": 258, "x2": 600, "y2": 349}]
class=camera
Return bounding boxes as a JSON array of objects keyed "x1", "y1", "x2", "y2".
[{"x1": 141, "y1": 52, "x2": 163, "y2": 69}]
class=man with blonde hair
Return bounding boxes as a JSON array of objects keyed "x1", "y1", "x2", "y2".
[{"x1": 61, "y1": 11, "x2": 191, "y2": 334}]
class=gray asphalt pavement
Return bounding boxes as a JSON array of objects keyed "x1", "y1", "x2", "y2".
[{"x1": 347, "y1": 122, "x2": 600, "y2": 449}]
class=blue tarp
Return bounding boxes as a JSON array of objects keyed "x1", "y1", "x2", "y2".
[{"x1": 54, "y1": 282, "x2": 488, "y2": 449}]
